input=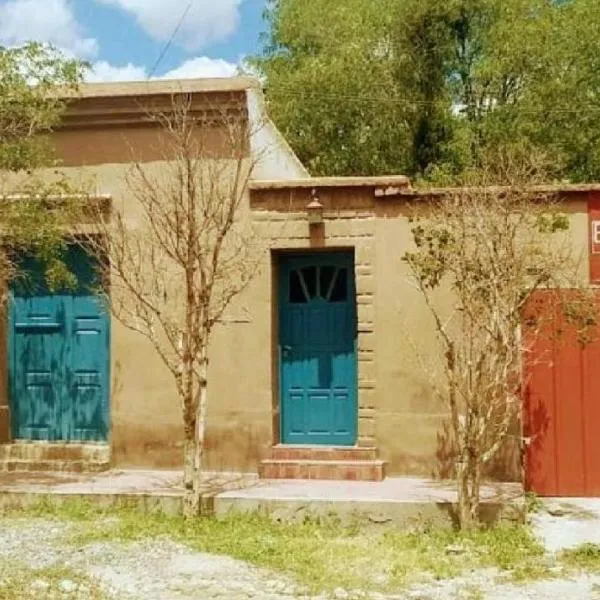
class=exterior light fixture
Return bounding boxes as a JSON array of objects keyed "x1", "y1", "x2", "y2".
[{"x1": 306, "y1": 189, "x2": 324, "y2": 225}]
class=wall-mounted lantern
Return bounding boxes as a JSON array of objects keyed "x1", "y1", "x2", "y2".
[{"x1": 306, "y1": 189, "x2": 324, "y2": 225}]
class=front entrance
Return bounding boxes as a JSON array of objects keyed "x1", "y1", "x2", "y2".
[
  {"x1": 8, "y1": 246, "x2": 110, "y2": 442},
  {"x1": 279, "y1": 252, "x2": 357, "y2": 445}
]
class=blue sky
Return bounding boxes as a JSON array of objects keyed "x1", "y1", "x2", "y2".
[{"x1": 0, "y1": 0, "x2": 269, "y2": 81}]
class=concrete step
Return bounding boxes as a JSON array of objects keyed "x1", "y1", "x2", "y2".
[
  {"x1": 269, "y1": 445, "x2": 378, "y2": 461},
  {"x1": 0, "y1": 459, "x2": 110, "y2": 473},
  {"x1": 0, "y1": 442, "x2": 109, "y2": 463},
  {"x1": 259, "y1": 459, "x2": 387, "y2": 482}
]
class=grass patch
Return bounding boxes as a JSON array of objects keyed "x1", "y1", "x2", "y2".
[
  {"x1": 71, "y1": 509, "x2": 376, "y2": 594},
  {"x1": 0, "y1": 562, "x2": 107, "y2": 599},
  {"x1": 383, "y1": 520, "x2": 548, "y2": 585},
  {"x1": 0, "y1": 497, "x2": 105, "y2": 521},
  {"x1": 0, "y1": 500, "x2": 562, "y2": 595},
  {"x1": 524, "y1": 492, "x2": 544, "y2": 515},
  {"x1": 560, "y1": 544, "x2": 600, "y2": 573}
]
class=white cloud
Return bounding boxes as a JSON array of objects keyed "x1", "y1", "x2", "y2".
[
  {"x1": 162, "y1": 57, "x2": 238, "y2": 79},
  {"x1": 0, "y1": 0, "x2": 98, "y2": 57},
  {"x1": 85, "y1": 61, "x2": 148, "y2": 82},
  {"x1": 84, "y1": 56, "x2": 238, "y2": 82},
  {"x1": 95, "y1": 0, "x2": 243, "y2": 50}
]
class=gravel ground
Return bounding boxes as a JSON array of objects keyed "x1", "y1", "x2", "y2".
[
  {"x1": 531, "y1": 499, "x2": 600, "y2": 553},
  {"x1": 398, "y1": 571, "x2": 600, "y2": 599},
  {"x1": 1, "y1": 515, "x2": 600, "y2": 600}
]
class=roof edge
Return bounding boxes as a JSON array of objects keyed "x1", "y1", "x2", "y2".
[
  {"x1": 395, "y1": 183, "x2": 600, "y2": 197},
  {"x1": 249, "y1": 176, "x2": 411, "y2": 190},
  {"x1": 63, "y1": 77, "x2": 261, "y2": 100},
  {"x1": 251, "y1": 178, "x2": 600, "y2": 196}
]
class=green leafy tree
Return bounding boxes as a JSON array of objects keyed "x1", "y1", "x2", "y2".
[
  {"x1": 0, "y1": 42, "x2": 85, "y2": 297},
  {"x1": 255, "y1": 0, "x2": 600, "y2": 182},
  {"x1": 252, "y1": 0, "x2": 414, "y2": 176}
]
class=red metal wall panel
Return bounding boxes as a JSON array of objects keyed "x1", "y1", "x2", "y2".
[
  {"x1": 523, "y1": 293, "x2": 558, "y2": 495},
  {"x1": 524, "y1": 291, "x2": 600, "y2": 497},
  {"x1": 584, "y1": 340, "x2": 600, "y2": 495}
]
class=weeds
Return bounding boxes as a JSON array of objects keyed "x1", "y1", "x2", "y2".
[
  {"x1": 383, "y1": 521, "x2": 548, "y2": 586},
  {"x1": 561, "y1": 544, "x2": 600, "y2": 573},
  {"x1": 0, "y1": 563, "x2": 106, "y2": 600},
  {"x1": 0, "y1": 500, "x2": 581, "y2": 595},
  {"x1": 524, "y1": 492, "x2": 544, "y2": 515}
]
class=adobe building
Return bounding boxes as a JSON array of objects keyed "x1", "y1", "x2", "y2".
[{"x1": 0, "y1": 78, "x2": 598, "y2": 498}]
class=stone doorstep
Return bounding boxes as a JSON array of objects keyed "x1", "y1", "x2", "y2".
[
  {"x1": 0, "y1": 443, "x2": 110, "y2": 473},
  {"x1": 0, "y1": 442, "x2": 110, "y2": 462},
  {"x1": 258, "y1": 459, "x2": 387, "y2": 482},
  {"x1": 0, "y1": 459, "x2": 110, "y2": 474},
  {"x1": 269, "y1": 445, "x2": 378, "y2": 461}
]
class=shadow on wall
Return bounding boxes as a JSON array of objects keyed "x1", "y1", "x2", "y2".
[
  {"x1": 203, "y1": 421, "x2": 271, "y2": 473},
  {"x1": 522, "y1": 384, "x2": 551, "y2": 493},
  {"x1": 111, "y1": 359, "x2": 124, "y2": 411},
  {"x1": 434, "y1": 419, "x2": 522, "y2": 483}
]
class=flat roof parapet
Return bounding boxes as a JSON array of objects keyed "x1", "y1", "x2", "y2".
[{"x1": 249, "y1": 176, "x2": 411, "y2": 191}]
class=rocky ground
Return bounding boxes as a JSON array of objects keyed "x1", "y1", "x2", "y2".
[{"x1": 1, "y1": 503, "x2": 600, "y2": 600}]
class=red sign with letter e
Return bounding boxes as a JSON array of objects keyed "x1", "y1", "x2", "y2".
[{"x1": 589, "y1": 191, "x2": 600, "y2": 282}]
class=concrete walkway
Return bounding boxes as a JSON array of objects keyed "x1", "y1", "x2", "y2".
[{"x1": 0, "y1": 470, "x2": 523, "y2": 525}]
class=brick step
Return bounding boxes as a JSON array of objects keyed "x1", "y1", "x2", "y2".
[
  {"x1": 0, "y1": 443, "x2": 109, "y2": 463},
  {"x1": 0, "y1": 459, "x2": 110, "y2": 473},
  {"x1": 269, "y1": 445, "x2": 378, "y2": 461},
  {"x1": 259, "y1": 459, "x2": 386, "y2": 482}
]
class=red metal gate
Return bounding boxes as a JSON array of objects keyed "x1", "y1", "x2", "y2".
[{"x1": 524, "y1": 292, "x2": 600, "y2": 497}]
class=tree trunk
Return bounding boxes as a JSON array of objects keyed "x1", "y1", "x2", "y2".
[
  {"x1": 193, "y1": 360, "x2": 209, "y2": 514},
  {"x1": 469, "y1": 456, "x2": 481, "y2": 525},
  {"x1": 182, "y1": 358, "x2": 209, "y2": 519},
  {"x1": 182, "y1": 362, "x2": 198, "y2": 517},
  {"x1": 183, "y1": 436, "x2": 197, "y2": 517},
  {"x1": 456, "y1": 448, "x2": 482, "y2": 531},
  {"x1": 456, "y1": 455, "x2": 475, "y2": 530}
]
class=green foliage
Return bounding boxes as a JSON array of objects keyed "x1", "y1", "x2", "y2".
[
  {"x1": 524, "y1": 492, "x2": 544, "y2": 515},
  {"x1": 252, "y1": 0, "x2": 412, "y2": 176},
  {"x1": 0, "y1": 43, "x2": 84, "y2": 294},
  {"x1": 0, "y1": 43, "x2": 83, "y2": 171},
  {"x1": 560, "y1": 544, "x2": 600, "y2": 572},
  {"x1": 384, "y1": 520, "x2": 548, "y2": 583},
  {"x1": 405, "y1": 220, "x2": 455, "y2": 289},
  {"x1": 536, "y1": 213, "x2": 570, "y2": 234},
  {"x1": 255, "y1": 0, "x2": 600, "y2": 182}
]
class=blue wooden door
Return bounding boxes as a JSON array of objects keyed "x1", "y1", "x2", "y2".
[
  {"x1": 9, "y1": 246, "x2": 110, "y2": 442},
  {"x1": 279, "y1": 252, "x2": 357, "y2": 445}
]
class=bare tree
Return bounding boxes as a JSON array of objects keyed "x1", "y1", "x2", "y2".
[
  {"x1": 404, "y1": 159, "x2": 595, "y2": 529},
  {"x1": 78, "y1": 95, "x2": 261, "y2": 516}
]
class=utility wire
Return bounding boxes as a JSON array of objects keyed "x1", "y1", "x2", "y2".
[
  {"x1": 148, "y1": 1, "x2": 194, "y2": 78},
  {"x1": 266, "y1": 83, "x2": 600, "y2": 116}
]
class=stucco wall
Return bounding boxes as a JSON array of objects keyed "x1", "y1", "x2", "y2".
[
  {"x1": 245, "y1": 187, "x2": 590, "y2": 479},
  {"x1": 2, "y1": 83, "x2": 591, "y2": 479},
  {"x1": 42, "y1": 85, "x2": 307, "y2": 470}
]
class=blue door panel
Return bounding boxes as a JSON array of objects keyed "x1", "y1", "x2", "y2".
[
  {"x1": 70, "y1": 298, "x2": 109, "y2": 441},
  {"x1": 279, "y1": 252, "x2": 357, "y2": 446},
  {"x1": 21, "y1": 370, "x2": 55, "y2": 441},
  {"x1": 9, "y1": 246, "x2": 110, "y2": 442}
]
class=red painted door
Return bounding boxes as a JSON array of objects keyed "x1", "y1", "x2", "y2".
[{"x1": 523, "y1": 291, "x2": 600, "y2": 497}]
